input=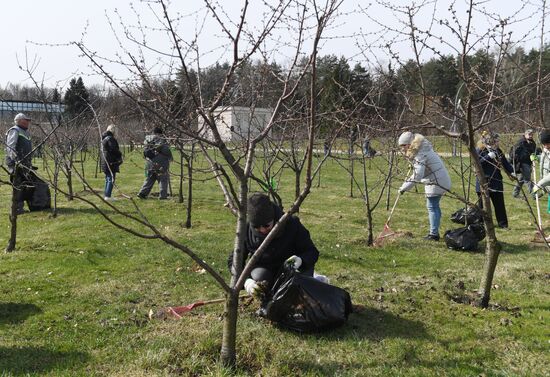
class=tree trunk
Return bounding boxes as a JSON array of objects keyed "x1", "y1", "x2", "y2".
[
  {"x1": 66, "y1": 161, "x2": 74, "y2": 201},
  {"x1": 220, "y1": 290, "x2": 239, "y2": 367},
  {"x1": 465, "y1": 117, "x2": 501, "y2": 309},
  {"x1": 52, "y1": 164, "x2": 59, "y2": 218},
  {"x1": 6, "y1": 185, "x2": 18, "y2": 252},
  {"x1": 477, "y1": 190, "x2": 501, "y2": 308},
  {"x1": 349, "y1": 137, "x2": 354, "y2": 198},
  {"x1": 361, "y1": 161, "x2": 374, "y2": 246},
  {"x1": 178, "y1": 147, "x2": 184, "y2": 204},
  {"x1": 185, "y1": 150, "x2": 193, "y2": 229},
  {"x1": 294, "y1": 170, "x2": 301, "y2": 202},
  {"x1": 479, "y1": 235, "x2": 501, "y2": 307}
]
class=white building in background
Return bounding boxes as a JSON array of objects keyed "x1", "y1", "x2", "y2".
[{"x1": 199, "y1": 106, "x2": 273, "y2": 142}]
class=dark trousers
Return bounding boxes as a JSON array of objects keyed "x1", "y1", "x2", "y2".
[
  {"x1": 138, "y1": 170, "x2": 169, "y2": 199},
  {"x1": 513, "y1": 162, "x2": 533, "y2": 196},
  {"x1": 11, "y1": 167, "x2": 34, "y2": 213},
  {"x1": 477, "y1": 191, "x2": 508, "y2": 228}
]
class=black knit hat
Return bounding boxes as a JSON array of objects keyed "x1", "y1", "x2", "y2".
[
  {"x1": 247, "y1": 193, "x2": 274, "y2": 227},
  {"x1": 541, "y1": 129, "x2": 550, "y2": 144},
  {"x1": 153, "y1": 127, "x2": 163, "y2": 134}
]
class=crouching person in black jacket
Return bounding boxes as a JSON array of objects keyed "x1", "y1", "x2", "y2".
[{"x1": 228, "y1": 193, "x2": 320, "y2": 296}]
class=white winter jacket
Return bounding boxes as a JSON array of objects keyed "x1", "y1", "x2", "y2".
[
  {"x1": 536, "y1": 147, "x2": 550, "y2": 190},
  {"x1": 399, "y1": 134, "x2": 451, "y2": 197}
]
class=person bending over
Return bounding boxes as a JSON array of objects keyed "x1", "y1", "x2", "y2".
[
  {"x1": 397, "y1": 131, "x2": 451, "y2": 241},
  {"x1": 229, "y1": 193, "x2": 320, "y2": 296}
]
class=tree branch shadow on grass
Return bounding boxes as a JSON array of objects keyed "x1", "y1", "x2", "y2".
[
  {"x1": 0, "y1": 302, "x2": 42, "y2": 325},
  {"x1": 53, "y1": 206, "x2": 118, "y2": 216},
  {"x1": 0, "y1": 346, "x2": 88, "y2": 376},
  {"x1": 497, "y1": 240, "x2": 546, "y2": 254}
]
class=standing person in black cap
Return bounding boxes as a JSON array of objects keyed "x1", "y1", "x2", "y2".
[
  {"x1": 5, "y1": 113, "x2": 33, "y2": 214},
  {"x1": 511, "y1": 129, "x2": 538, "y2": 197},
  {"x1": 137, "y1": 127, "x2": 173, "y2": 200},
  {"x1": 228, "y1": 193, "x2": 320, "y2": 296}
]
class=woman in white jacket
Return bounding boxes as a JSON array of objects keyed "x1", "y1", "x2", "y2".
[
  {"x1": 532, "y1": 129, "x2": 550, "y2": 203},
  {"x1": 398, "y1": 132, "x2": 452, "y2": 240}
]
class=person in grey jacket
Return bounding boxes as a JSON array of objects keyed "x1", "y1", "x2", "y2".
[
  {"x1": 5, "y1": 113, "x2": 33, "y2": 213},
  {"x1": 137, "y1": 127, "x2": 173, "y2": 199},
  {"x1": 397, "y1": 131, "x2": 452, "y2": 241}
]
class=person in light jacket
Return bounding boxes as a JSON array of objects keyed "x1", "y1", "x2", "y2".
[
  {"x1": 532, "y1": 130, "x2": 550, "y2": 205},
  {"x1": 398, "y1": 131, "x2": 452, "y2": 241},
  {"x1": 5, "y1": 113, "x2": 34, "y2": 213}
]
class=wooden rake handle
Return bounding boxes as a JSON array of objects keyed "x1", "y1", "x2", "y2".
[{"x1": 385, "y1": 192, "x2": 401, "y2": 227}]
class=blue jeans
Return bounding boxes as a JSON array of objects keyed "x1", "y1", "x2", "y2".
[
  {"x1": 426, "y1": 195, "x2": 442, "y2": 236},
  {"x1": 104, "y1": 172, "x2": 116, "y2": 198}
]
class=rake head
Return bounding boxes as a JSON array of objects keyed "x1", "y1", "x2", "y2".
[{"x1": 373, "y1": 223, "x2": 396, "y2": 246}]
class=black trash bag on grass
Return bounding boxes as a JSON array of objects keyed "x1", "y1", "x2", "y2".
[
  {"x1": 260, "y1": 267, "x2": 352, "y2": 332},
  {"x1": 450, "y1": 206, "x2": 483, "y2": 225},
  {"x1": 28, "y1": 178, "x2": 51, "y2": 211},
  {"x1": 444, "y1": 224, "x2": 486, "y2": 252}
]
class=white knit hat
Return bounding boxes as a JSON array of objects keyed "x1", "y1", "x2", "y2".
[
  {"x1": 106, "y1": 124, "x2": 116, "y2": 133},
  {"x1": 398, "y1": 131, "x2": 414, "y2": 146}
]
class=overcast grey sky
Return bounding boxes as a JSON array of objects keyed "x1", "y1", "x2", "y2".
[{"x1": 0, "y1": 0, "x2": 546, "y2": 91}]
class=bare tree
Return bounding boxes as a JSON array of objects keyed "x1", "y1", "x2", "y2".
[
  {"x1": 49, "y1": 0, "x2": 344, "y2": 367},
  {"x1": 361, "y1": 0, "x2": 550, "y2": 307}
]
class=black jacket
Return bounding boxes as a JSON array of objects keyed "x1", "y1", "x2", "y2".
[
  {"x1": 476, "y1": 146, "x2": 514, "y2": 193},
  {"x1": 144, "y1": 134, "x2": 172, "y2": 172},
  {"x1": 229, "y1": 205, "x2": 320, "y2": 277},
  {"x1": 511, "y1": 137, "x2": 536, "y2": 167},
  {"x1": 100, "y1": 131, "x2": 123, "y2": 174}
]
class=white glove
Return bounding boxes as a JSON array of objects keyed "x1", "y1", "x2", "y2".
[
  {"x1": 244, "y1": 278, "x2": 261, "y2": 296},
  {"x1": 285, "y1": 255, "x2": 302, "y2": 270},
  {"x1": 488, "y1": 151, "x2": 496, "y2": 159},
  {"x1": 313, "y1": 272, "x2": 330, "y2": 284},
  {"x1": 532, "y1": 184, "x2": 545, "y2": 198}
]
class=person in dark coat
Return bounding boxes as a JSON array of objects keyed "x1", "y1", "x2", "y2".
[
  {"x1": 229, "y1": 193, "x2": 320, "y2": 296},
  {"x1": 5, "y1": 113, "x2": 33, "y2": 213},
  {"x1": 100, "y1": 124, "x2": 123, "y2": 201},
  {"x1": 511, "y1": 129, "x2": 537, "y2": 197},
  {"x1": 475, "y1": 131, "x2": 515, "y2": 229},
  {"x1": 137, "y1": 127, "x2": 173, "y2": 200}
]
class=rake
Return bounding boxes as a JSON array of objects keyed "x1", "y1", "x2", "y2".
[
  {"x1": 374, "y1": 192, "x2": 401, "y2": 245},
  {"x1": 149, "y1": 295, "x2": 248, "y2": 320}
]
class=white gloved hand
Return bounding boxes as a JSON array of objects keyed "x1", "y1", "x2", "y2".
[
  {"x1": 244, "y1": 278, "x2": 261, "y2": 296},
  {"x1": 285, "y1": 255, "x2": 302, "y2": 270},
  {"x1": 488, "y1": 151, "x2": 496, "y2": 159},
  {"x1": 532, "y1": 184, "x2": 545, "y2": 198},
  {"x1": 313, "y1": 272, "x2": 330, "y2": 284}
]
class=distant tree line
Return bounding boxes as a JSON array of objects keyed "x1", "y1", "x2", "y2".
[{"x1": 2, "y1": 45, "x2": 550, "y2": 139}]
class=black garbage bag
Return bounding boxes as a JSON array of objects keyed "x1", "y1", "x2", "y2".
[
  {"x1": 260, "y1": 267, "x2": 353, "y2": 332},
  {"x1": 444, "y1": 223, "x2": 486, "y2": 252},
  {"x1": 26, "y1": 173, "x2": 51, "y2": 211},
  {"x1": 450, "y1": 206, "x2": 483, "y2": 225},
  {"x1": 28, "y1": 180, "x2": 51, "y2": 211}
]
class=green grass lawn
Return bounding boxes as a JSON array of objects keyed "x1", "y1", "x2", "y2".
[{"x1": 0, "y1": 149, "x2": 548, "y2": 376}]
